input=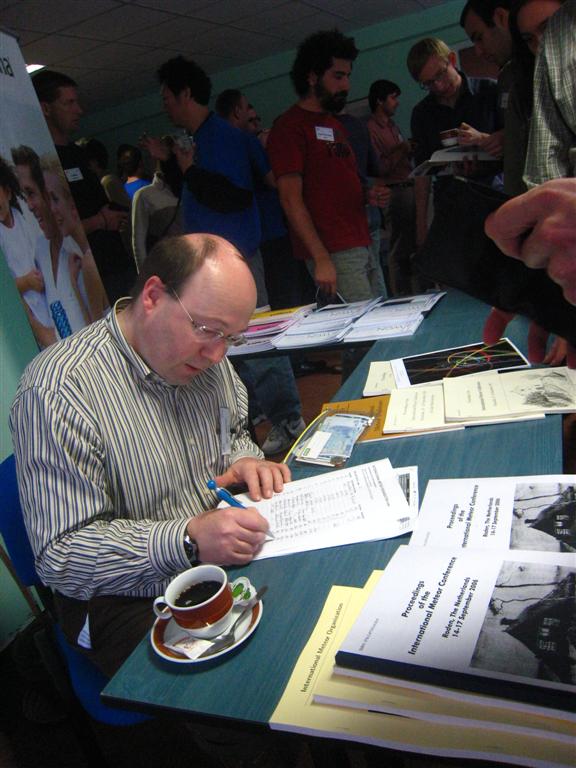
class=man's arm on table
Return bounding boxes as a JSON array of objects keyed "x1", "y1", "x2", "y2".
[{"x1": 276, "y1": 172, "x2": 337, "y2": 295}]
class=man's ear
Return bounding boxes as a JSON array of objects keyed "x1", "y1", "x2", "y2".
[
  {"x1": 448, "y1": 51, "x2": 457, "y2": 67},
  {"x1": 307, "y1": 70, "x2": 318, "y2": 89},
  {"x1": 493, "y1": 7, "x2": 509, "y2": 31},
  {"x1": 141, "y1": 276, "x2": 165, "y2": 312},
  {"x1": 40, "y1": 101, "x2": 51, "y2": 120}
]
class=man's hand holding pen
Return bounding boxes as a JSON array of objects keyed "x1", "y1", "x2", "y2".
[{"x1": 184, "y1": 459, "x2": 289, "y2": 565}]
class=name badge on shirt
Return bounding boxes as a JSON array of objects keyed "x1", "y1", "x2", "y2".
[
  {"x1": 315, "y1": 126, "x2": 335, "y2": 142},
  {"x1": 65, "y1": 167, "x2": 84, "y2": 182},
  {"x1": 220, "y1": 406, "x2": 231, "y2": 456}
]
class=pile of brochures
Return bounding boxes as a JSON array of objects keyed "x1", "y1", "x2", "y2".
[{"x1": 227, "y1": 293, "x2": 444, "y2": 356}]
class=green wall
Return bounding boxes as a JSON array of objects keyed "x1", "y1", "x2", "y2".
[
  {"x1": 0, "y1": 0, "x2": 467, "y2": 646},
  {"x1": 0, "y1": 250, "x2": 41, "y2": 647},
  {"x1": 80, "y1": 1, "x2": 467, "y2": 150}
]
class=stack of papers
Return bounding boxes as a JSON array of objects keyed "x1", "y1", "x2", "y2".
[
  {"x1": 443, "y1": 367, "x2": 576, "y2": 421},
  {"x1": 271, "y1": 472, "x2": 576, "y2": 765},
  {"x1": 227, "y1": 305, "x2": 314, "y2": 355},
  {"x1": 231, "y1": 458, "x2": 419, "y2": 560},
  {"x1": 382, "y1": 382, "x2": 545, "y2": 434},
  {"x1": 272, "y1": 298, "x2": 381, "y2": 349},
  {"x1": 228, "y1": 293, "x2": 445, "y2": 354},
  {"x1": 361, "y1": 345, "x2": 576, "y2": 436},
  {"x1": 271, "y1": 570, "x2": 575, "y2": 766}
]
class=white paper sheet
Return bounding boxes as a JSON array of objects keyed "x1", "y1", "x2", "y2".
[{"x1": 234, "y1": 458, "x2": 415, "y2": 559}]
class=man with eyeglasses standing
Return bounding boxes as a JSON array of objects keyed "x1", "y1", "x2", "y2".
[
  {"x1": 11, "y1": 233, "x2": 289, "y2": 679},
  {"x1": 406, "y1": 37, "x2": 499, "y2": 250}
]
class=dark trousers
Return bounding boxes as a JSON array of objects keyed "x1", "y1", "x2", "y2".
[{"x1": 54, "y1": 591, "x2": 154, "y2": 677}]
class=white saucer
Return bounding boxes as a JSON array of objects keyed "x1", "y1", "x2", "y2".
[{"x1": 150, "y1": 599, "x2": 263, "y2": 664}]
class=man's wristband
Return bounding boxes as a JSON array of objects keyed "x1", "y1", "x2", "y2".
[{"x1": 183, "y1": 534, "x2": 200, "y2": 565}]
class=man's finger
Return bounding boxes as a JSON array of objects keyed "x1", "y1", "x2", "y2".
[
  {"x1": 483, "y1": 307, "x2": 514, "y2": 345},
  {"x1": 527, "y1": 322, "x2": 550, "y2": 363}
]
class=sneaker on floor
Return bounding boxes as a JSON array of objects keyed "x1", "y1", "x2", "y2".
[{"x1": 261, "y1": 416, "x2": 306, "y2": 456}]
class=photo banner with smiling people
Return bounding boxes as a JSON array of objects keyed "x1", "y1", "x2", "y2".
[{"x1": 0, "y1": 30, "x2": 108, "y2": 351}]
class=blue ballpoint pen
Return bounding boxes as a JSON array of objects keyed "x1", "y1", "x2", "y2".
[
  {"x1": 207, "y1": 478, "x2": 246, "y2": 508},
  {"x1": 207, "y1": 479, "x2": 275, "y2": 538}
]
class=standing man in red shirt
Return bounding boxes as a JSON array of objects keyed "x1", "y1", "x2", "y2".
[
  {"x1": 267, "y1": 29, "x2": 389, "y2": 302},
  {"x1": 367, "y1": 79, "x2": 420, "y2": 296}
]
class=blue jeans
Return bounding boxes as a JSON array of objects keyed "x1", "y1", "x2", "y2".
[
  {"x1": 233, "y1": 356, "x2": 302, "y2": 426},
  {"x1": 239, "y1": 250, "x2": 302, "y2": 426}
]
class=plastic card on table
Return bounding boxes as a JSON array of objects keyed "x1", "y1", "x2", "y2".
[{"x1": 294, "y1": 411, "x2": 373, "y2": 467}]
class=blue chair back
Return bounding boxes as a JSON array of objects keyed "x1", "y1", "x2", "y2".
[
  {"x1": 0, "y1": 453, "x2": 39, "y2": 586},
  {"x1": 0, "y1": 453, "x2": 150, "y2": 726}
]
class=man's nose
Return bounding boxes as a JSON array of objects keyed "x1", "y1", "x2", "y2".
[{"x1": 200, "y1": 339, "x2": 227, "y2": 365}]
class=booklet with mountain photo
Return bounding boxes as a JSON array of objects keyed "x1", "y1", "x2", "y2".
[
  {"x1": 411, "y1": 475, "x2": 576, "y2": 553},
  {"x1": 443, "y1": 366, "x2": 576, "y2": 421},
  {"x1": 336, "y1": 545, "x2": 575, "y2": 713}
]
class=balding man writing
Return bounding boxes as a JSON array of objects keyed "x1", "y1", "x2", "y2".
[{"x1": 11, "y1": 233, "x2": 289, "y2": 676}]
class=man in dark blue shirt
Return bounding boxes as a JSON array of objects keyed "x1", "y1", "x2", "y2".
[{"x1": 406, "y1": 38, "x2": 499, "y2": 249}]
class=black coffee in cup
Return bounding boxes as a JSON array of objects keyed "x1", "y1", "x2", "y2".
[{"x1": 174, "y1": 580, "x2": 221, "y2": 607}]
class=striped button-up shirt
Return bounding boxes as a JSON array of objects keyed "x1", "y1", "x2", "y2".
[
  {"x1": 524, "y1": 1, "x2": 576, "y2": 186},
  {"x1": 10, "y1": 303, "x2": 261, "y2": 600}
]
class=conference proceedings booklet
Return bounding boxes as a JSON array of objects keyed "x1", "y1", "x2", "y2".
[
  {"x1": 411, "y1": 474, "x2": 576, "y2": 552},
  {"x1": 271, "y1": 576, "x2": 575, "y2": 767},
  {"x1": 336, "y1": 546, "x2": 575, "y2": 714}
]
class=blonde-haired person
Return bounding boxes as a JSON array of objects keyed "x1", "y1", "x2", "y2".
[
  {"x1": 407, "y1": 37, "x2": 500, "y2": 249},
  {"x1": 42, "y1": 155, "x2": 109, "y2": 323}
]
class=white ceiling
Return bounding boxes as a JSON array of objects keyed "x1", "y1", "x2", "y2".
[{"x1": 2, "y1": 0, "x2": 447, "y2": 113}]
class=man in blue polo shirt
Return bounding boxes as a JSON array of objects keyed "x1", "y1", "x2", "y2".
[{"x1": 157, "y1": 57, "x2": 305, "y2": 456}]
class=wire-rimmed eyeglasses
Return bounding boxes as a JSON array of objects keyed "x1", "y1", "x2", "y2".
[
  {"x1": 419, "y1": 62, "x2": 450, "y2": 90},
  {"x1": 170, "y1": 288, "x2": 246, "y2": 347}
]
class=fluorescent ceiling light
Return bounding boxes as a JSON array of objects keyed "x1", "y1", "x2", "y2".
[{"x1": 26, "y1": 64, "x2": 45, "y2": 73}]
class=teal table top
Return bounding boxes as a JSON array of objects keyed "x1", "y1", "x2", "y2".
[{"x1": 102, "y1": 291, "x2": 562, "y2": 724}]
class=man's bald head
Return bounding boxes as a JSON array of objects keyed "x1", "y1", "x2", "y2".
[{"x1": 131, "y1": 233, "x2": 253, "y2": 301}]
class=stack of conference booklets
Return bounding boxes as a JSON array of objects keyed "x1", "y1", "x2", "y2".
[
  {"x1": 320, "y1": 396, "x2": 463, "y2": 442},
  {"x1": 227, "y1": 304, "x2": 314, "y2": 356},
  {"x1": 271, "y1": 292, "x2": 444, "y2": 350},
  {"x1": 270, "y1": 568, "x2": 575, "y2": 767},
  {"x1": 382, "y1": 382, "x2": 546, "y2": 434},
  {"x1": 371, "y1": 350, "x2": 576, "y2": 436},
  {"x1": 314, "y1": 474, "x2": 576, "y2": 765},
  {"x1": 443, "y1": 366, "x2": 576, "y2": 421},
  {"x1": 363, "y1": 338, "x2": 529, "y2": 396},
  {"x1": 410, "y1": 474, "x2": 576, "y2": 553}
]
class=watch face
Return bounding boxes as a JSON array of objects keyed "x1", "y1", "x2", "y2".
[{"x1": 184, "y1": 535, "x2": 198, "y2": 563}]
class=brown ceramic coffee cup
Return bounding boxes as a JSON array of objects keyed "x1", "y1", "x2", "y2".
[{"x1": 153, "y1": 565, "x2": 237, "y2": 638}]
